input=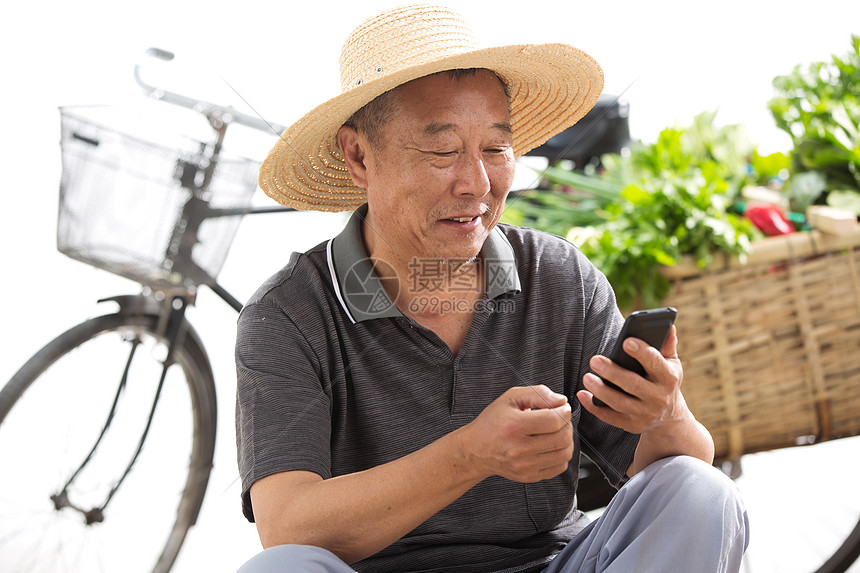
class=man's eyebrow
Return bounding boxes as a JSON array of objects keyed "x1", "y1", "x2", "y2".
[
  {"x1": 493, "y1": 121, "x2": 513, "y2": 135},
  {"x1": 423, "y1": 121, "x2": 456, "y2": 136},
  {"x1": 422, "y1": 121, "x2": 513, "y2": 136}
]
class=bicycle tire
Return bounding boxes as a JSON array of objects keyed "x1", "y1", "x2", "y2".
[
  {"x1": 0, "y1": 310, "x2": 217, "y2": 573},
  {"x1": 815, "y1": 517, "x2": 860, "y2": 573}
]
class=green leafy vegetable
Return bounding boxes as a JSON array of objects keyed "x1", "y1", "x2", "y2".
[
  {"x1": 502, "y1": 165, "x2": 623, "y2": 236},
  {"x1": 503, "y1": 112, "x2": 762, "y2": 309},
  {"x1": 769, "y1": 35, "x2": 860, "y2": 212}
]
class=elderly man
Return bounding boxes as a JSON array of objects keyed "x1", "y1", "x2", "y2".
[{"x1": 236, "y1": 5, "x2": 748, "y2": 572}]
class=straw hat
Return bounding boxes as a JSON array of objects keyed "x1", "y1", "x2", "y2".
[{"x1": 258, "y1": 3, "x2": 604, "y2": 212}]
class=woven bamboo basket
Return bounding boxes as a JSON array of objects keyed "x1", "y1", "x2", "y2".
[{"x1": 659, "y1": 229, "x2": 860, "y2": 462}]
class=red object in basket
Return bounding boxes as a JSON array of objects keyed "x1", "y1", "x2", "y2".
[{"x1": 745, "y1": 203, "x2": 795, "y2": 236}]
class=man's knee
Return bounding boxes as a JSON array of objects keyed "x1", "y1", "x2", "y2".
[
  {"x1": 641, "y1": 455, "x2": 743, "y2": 508},
  {"x1": 237, "y1": 544, "x2": 355, "y2": 573},
  {"x1": 633, "y1": 455, "x2": 749, "y2": 549}
]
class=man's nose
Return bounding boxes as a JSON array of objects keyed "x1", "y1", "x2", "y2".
[{"x1": 452, "y1": 152, "x2": 491, "y2": 197}]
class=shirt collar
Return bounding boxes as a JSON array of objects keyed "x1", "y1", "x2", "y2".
[{"x1": 328, "y1": 204, "x2": 521, "y2": 324}]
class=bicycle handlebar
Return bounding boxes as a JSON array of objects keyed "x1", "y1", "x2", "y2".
[{"x1": 133, "y1": 47, "x2": 286, "y2": 135}]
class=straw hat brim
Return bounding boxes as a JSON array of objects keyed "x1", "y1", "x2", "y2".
[{"x1": 259, "y1": 43, "x2": 604, "y2": 212}]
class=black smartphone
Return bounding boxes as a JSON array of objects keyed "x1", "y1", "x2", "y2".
[{"x1": 592, "y1": 307, "x2": 678, "y2": 407}]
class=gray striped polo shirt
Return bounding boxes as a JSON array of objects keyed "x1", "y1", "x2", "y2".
[{"x1": 235, "y1": 205, "x2": 639, "y2": 572}]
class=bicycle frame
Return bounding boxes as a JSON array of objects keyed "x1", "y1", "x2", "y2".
[{"x1": 134, "y1": 47, "x2": 295, "y2": 313}]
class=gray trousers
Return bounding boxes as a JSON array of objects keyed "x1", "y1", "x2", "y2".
[{"x1": 237, "y1": 455, "x2": 750, "y2": 573}]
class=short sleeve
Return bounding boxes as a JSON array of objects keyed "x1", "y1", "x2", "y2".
[{"x1": 235, "y1": 300, "x2": 333, "y2": 522}]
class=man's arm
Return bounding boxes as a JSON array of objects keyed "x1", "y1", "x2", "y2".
[
  {"x1": 251, "y1": 385, "x2": 573, "y2": 565},
  {"x1": 576, "y1": 326, "x2": 715, "y2": 476}
]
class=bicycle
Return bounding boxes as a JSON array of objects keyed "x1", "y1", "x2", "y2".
[
  {"x1": 0, "y1": 48, "x2": 299, "y2": 573},
  {"x1": 2, "y1": 47, "x2": 859, "y2": 573}
]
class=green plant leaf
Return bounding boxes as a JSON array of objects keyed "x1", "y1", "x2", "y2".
[
  {"x1": 770, "y1": 34, "x2": 860, "y2": 201},
  {"x1": 784, "y1": 171, "x2": 827, "y2": 212},
  {"x1": 826, "y1": 189, "x2": 860, "y2": 215}
]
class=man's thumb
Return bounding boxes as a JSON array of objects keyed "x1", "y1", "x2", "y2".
[{"x1": 517, "y1": 385, "x2": 567, "y2": 410}]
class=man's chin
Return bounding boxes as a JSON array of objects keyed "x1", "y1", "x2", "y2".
[{"x1": 439, "y1": 245, "x2": 483, "y2": 265}]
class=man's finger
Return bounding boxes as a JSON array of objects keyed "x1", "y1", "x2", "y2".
[
  {"x1": 661, "y1": 325, "x2": 679, "y2": 359},
  {"x1": 524, "y1": 402, "x2": 572, "y2": 433},
  {"x1": 622, "y1": 336, "x2": 671, "y2": 382},
  {"x1": 510, "y1": 385, "x2": 568, "y2": 411}
]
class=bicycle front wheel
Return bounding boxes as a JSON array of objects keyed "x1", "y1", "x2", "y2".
[{"x1": 0, "y1": 310, "x2": 217, "y2": 573}]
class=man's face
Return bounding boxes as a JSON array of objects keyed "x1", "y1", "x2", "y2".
[{"x1": 361, "y1": 70, "x2": 515, "y2": 263}]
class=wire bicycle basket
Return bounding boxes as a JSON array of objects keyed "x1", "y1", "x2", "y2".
[{"x1": 57, "y1": 104, "x2": 259, "y2": 293}]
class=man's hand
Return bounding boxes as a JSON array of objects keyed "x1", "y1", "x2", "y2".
[
  {"x1": 578, "y1": 326, "x2": 685, "y2": 435},
  {"x1": 458, "y1": 385, "x2": 573, "y2": 483},
  {"x1": 576, "y1": 326, "x2": 714, "y2": 474}
]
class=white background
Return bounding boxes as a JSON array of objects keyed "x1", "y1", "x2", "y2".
[{"x1": 1, "y1": 1, "x2": 859, "y2": 571}]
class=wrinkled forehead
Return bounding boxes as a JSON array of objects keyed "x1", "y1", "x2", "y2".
[
  {"x1": 400, "y1": 68, "x2": 511, "y2": 106},
  {"x1": 386, "y1": 71, "x2": 513, "y2": 145},
  {"x1": 392, "y1": 69, "x2": 512, "y2": 123},
  {"x1": 344, "y1": 68, "x2": 512, "y2": 151}
]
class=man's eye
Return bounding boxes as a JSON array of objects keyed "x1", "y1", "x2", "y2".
[{"x1": 432, "y1": 150, "x2": 457, "y2": 157}]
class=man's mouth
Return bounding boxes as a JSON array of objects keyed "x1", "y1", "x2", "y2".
[{"x1": 448, "y1": 216, "x2": 479, "y2": 223}]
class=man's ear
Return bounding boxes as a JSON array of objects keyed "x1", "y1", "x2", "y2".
[{"x1": 337, "y1": 125, "x2": 369, "y2": 189}]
